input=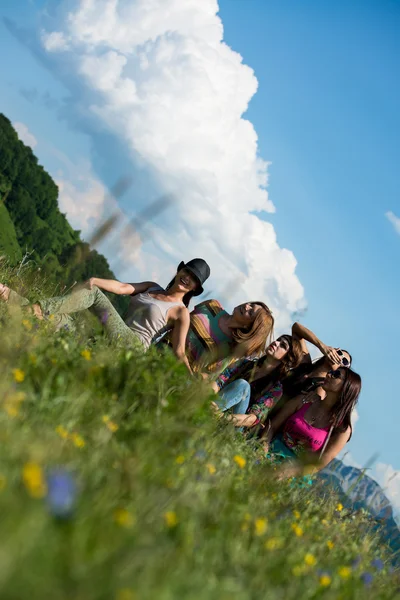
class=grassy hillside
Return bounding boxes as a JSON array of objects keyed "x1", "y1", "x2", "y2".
[
  {"x1": 0, "y1": 265, "x2": 398, "y2": 599},
  {"x1": 0, "y1": 203, "x2": 22, "y2": 263}
]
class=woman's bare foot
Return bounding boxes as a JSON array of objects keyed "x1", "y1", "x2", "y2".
[{"x1": 0, "y1": 284, "x2": 11, "y2": 302}]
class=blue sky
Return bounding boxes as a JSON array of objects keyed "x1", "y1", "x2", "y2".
[{"x1": 1, "y1": 0, "x2": 399, "y2": 511}]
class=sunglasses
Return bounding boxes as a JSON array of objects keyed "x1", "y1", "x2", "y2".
[
  {"x1": 276, "y1": 337, "x2": 290, "y2": 350},
  {"x1": 328, "y1": 369, "x2": 344, "y2": 379},
  {"x1": 336, "y1": 349, "x2": 350, "y2": 367}
]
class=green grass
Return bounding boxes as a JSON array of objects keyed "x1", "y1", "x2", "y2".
[
  {"x1": 0, "y1": 265, "x2": 399, "y2": 600},
  {"x1": 0, "y1": 203, "x2": 22, "y2": 263}
]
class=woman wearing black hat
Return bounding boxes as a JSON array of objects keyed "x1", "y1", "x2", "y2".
[{"x1": 0, "y1": 258, "x2": 210, "y2": 372}]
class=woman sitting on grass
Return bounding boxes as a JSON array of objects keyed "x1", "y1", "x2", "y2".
[
  {"x1": 180, "y1": 299, "x2": 274, "y2": 374},
  {"x1": 210, "y1": 335, "x2": 303, "y2": 429},
  {"x1": 281, "y1": 322, "x2": 352, "y2": 403},
  {"x1": 260, "y1": 367, "x2": 362, "y2": 478},
  {"x1": 0, "y1": 258, "x2": 210, "y2": 372}
]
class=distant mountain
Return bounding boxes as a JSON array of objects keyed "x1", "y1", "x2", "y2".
[{"x1": 317, "y1": 459, "x2": 400, "y2": 564}]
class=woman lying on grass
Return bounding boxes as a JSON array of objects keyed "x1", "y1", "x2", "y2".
[
  {"x1": 260, "y1": 367, "x2": 362, "y2": 478},
  {"x1": 0, "y1": 258, "x2": 210, "y2": 373},
  {"x1": 210, "y1": 335, "x2": 303, "y2": 428}
]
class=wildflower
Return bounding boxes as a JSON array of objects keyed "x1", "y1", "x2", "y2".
[
  {"x1": 23, "y1": 462, "x2": 47, "y2": 498},
  {"x1": 71, "y1": 433, "x2": 85, "y2": 448},
  {"x1": 291, "y1": 523, "x2": 303, "y2": 537},
  {"x1": 47, "y1": 470, "x2": 77, "y2": 519},
  {"x1": 338, "y1": 566, "x2": 352, "y2": 579},
  {"x1": 206, "y1": 463, "x2": 216, "y2": 475},
  {"x1": 336, "y1": 503, "x2": 344, "y2": 512},
  {"x1": 5, "y1": 404, "x2": 19, "y2": 418},
  {"x1": 327, "y1": 540, "x2": 334, "y2": 550},
  {"x1": 254, "y1": 518, "x2": 268, "y2": 536},
  {"x1": 22, "y1": 319, "x2": 32, "y2": 331},
  {"x1": 12, "y1": 368, "x2": 25, "y2": 383},
  {"x1": 371, "y1": 558, "x2": 384, "y2": 571},
  {"x1": 116, "y1": 589, "x2": 135, "y2": 600},
  {"x1": 175, "y1": 455, "x2": 185, "y2": 464},
  {"x1": 319, "y1": 574, "x2": 332, "y2": 587},
  {"x1": 100, "y1": 311, "x2": 109, "y2": 325},
  {"x1": 0, "y1": 475, "x2": 7, "y2": 491},
  {"x1": 56, "y1": 425, "x2": 69, "y2": 439},
  {"x1": 81, "y1": 349, "x2": 91, "y2": 361},
  {"x1": 114, "y1": 508, "x2": 135, "y2": 528},
  {"x1": 265, "y1": 537, "x2": 283, "y2": 550},
  {"x1": 361, "y1": 572, "x2": 373, "y2": 586},
  {"x1": 164, "y1": 511, "x2": 178, "y2": 528},
  {"x1": 304, "y1": 553, "x2": 317, "y2": 566},
  {"x1": 233, "y1": 455, "x2": 246, "y2": 469},
  {"x1": 102, "y1": 415, "x2": 118, "y2": 432},
  {"x1": 321, "y1": 518, "x2": 329, "y2": 526},
  {"x1": 293, "y1": 510, "x2": 301, "y2": 520}
]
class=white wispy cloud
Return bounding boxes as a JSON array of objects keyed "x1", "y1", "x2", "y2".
[
  {"x1": 13, "y1": 121, "x2": 37, "y2": 148},
  {"x1": 385, "y1": 211, "x2": 400, "y2": 235},
  {"x1": 40, "y1": 0, "x2": 306, "y2": 326}
]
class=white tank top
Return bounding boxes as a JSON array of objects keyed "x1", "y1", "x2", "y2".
[{"x1": 124, "y1": 286, "x2": 184, "y2": 350}]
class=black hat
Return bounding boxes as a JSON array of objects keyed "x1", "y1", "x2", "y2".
[{"x1": 177, "y1": 258, "x2": 211, "y2": 296}]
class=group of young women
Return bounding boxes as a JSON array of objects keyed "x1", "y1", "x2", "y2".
[{"x1": 0, "y1": 256, "x2": 362, "y2": 480}]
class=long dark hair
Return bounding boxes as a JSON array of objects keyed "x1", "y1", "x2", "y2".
[
  {"x1": 330, "y1": 367, "x2": 361, "y2": 437},
  {"x1": 232, "y1": 302, "x2": 275, "y2": 358},
  {"x1": 165, "y1": 274, "x2": 196, "y2": 308}
]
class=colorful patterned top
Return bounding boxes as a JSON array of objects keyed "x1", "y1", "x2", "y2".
[
  {"x1": 185, "y1": 300, "x2": 233, "y2": 373},
  {"x1": 282, "y1": 402, "x2": 330, "y2": 455},
  {"x1": 215, "y1": 358, "x2": 284, "y2": 425}
]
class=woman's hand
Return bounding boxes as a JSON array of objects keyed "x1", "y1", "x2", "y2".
[
  {"x1": 320, "y1": 344, "x2": 341, "y2": 365},
  {"x1": 210, "y1": 381, "x2": 219, "y2": 393}
]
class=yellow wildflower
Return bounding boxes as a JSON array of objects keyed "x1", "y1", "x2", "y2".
[
  {"x1": 338, "y1": 566, "x2": 352, "y2": 579},
  {"x1": 291, "y1": 523, "x2": 304, "y2": 537},
  {"x1": 293, "y1": 510, "x2": 301, "y2": 520},
  {"x1": 22, "y1": 319, "x2": 32, "y2": 331},
  {"x1": 175, "y1": 455, "x2": 185, "y2": 464},
  {"x1": 233, "y1": 455, "x2": 246, "y2": 469},
  {"x1": 81, "y1": 349, "x2": 91, "y2": 361},
  {"x1": 321, "y1": 519, "x2": 329, "y2": 526},
  {"x1": 22, "y1": 462, "x2": 47, "y2": 498},
  {"x1": 56, "y1": 425, "x2": 69, "y2": 439},
  {"x1": 0, "y1": 475, "x2": 7, "y2": 491},
  {"x1": 114, "y1": 508, "x2": 135, "y2": 528},
  {"x1": 319, "y1": 574, "x2": 332, "y2": 587},
  {"x1": 254, "y1": 518, "x2": 268, "y2": 536},
  {"x1": 164, "y1": 511, "x2": 178, "y2": 528},
  {"x1": 206, "y1": 463, "x2": 216, "y2": 475},
  {"x1": 304, "y1": 553, "x2": 317, "y2": 566},
  {"x1": 107, "y1": 421, "x2": 119, "y2": 433},
  {"x1": 336, "y1": 503, "x2": 344, "y2": 512},
  {"x1": 12, "y1": 368, "x2": 25, "y2": 383},
  {"x1": 71, "y1": 433, "x2": 85, "y2": 448},
  {"x1": 265, "y1": 537, "x2": 283, "y2": 550},
  {"x1": 5, "y1": 404, "x2": 19, "y2": 418},
  {"x1": 116, "y1": 589, "x2": 135, "y2": 600},
  {"x1": 327, "y1": 540, "x2": 334, "y2": 550}
]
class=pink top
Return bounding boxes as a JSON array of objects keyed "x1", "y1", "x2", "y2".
[{"x1": 282, "y1": 402, "x2": 330, "y2": 454}]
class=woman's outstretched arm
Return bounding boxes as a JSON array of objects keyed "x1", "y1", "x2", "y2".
[
  {"x1": 88, "y1": 278, "x2": 156, "y2": 296},
  {"x1": 169, "y1": 306, "x2": 192, "y2": 373}
]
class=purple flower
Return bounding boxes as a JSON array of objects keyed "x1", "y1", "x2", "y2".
[
  {"x1": 371, "y1": 558, "x2": 384, "y2": 571},
  {"x1": 46, "y1": 470, "x2": 77, "y2": 519},
  {"x1": 100, "y1": 311, "x2": 109, "y2": 324},
  {"x1": 361, "y1": 572, "x2": 373, "y2": 586}
]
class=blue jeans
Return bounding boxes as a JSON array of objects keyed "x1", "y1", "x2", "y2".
[{"x1": 215, "y1": 379, "x2": 251, "y2": 414}]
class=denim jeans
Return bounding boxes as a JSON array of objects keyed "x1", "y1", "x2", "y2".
[{"x1": 215, "y1": 379, "x2": 251, "y2": 414}]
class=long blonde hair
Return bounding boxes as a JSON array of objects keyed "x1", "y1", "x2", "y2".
[{"x1": 231, "y1": 302, "x2": 274, "y2": 358}]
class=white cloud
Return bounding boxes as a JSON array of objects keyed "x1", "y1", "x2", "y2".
[
  {"x1": 41, "y1": 0, "x2": 306, "y2": 327},
  {"x1": 374, "y1": 462, "x2": 400, "y2": 521},
  {"x1": 13, "y1": 121, "x2": 37, "y2": 148},
  {"x1": 386, "y1": 211, "x2": 400, "y2": 235}
]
